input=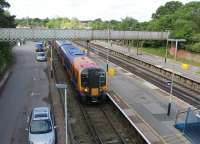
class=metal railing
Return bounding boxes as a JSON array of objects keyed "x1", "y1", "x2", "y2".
[{"x1": 0, "y1": 28, "x2": 169, "y2": 41}]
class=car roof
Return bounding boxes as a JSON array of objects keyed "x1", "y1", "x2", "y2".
[{"x1": 32, "y1": 107, "x2": 50, "y2": 120}]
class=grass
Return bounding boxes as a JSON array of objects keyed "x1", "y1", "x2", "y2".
[
  {"x1": 141, "y1": 47, "x2": 167, "y2": 57},
  {"x1": 196, "y1": 71, "x2": 200, "y2": 74},
  {"x1": 141, "y1": 47, "x2": 200, "y2": 67}
]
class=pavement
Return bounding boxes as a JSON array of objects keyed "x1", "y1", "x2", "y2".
[
  {"x1": 0, "y1": 42, "x2": 50, "y2": 144},
  {"x1": 89, "y1": 51, "x2": 192, "y2": 144},
  {"x1": 49, "y1": 71, "x2": 65, "y2": 144},
  {"x1": 92, "y1": 41, "x2": 200, "y2": 83}
]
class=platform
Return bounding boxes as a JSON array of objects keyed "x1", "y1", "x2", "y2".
[
  {"x1": 92, "y1": 41, "x2": 200, "y2": 83},
  {"x1": 89, "y1": 51, "x2": 193, "y2": 144}
]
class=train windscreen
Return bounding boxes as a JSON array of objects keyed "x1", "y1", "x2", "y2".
[{"x1": 81, "y1": 68, "x2": 106, "y2": 88}]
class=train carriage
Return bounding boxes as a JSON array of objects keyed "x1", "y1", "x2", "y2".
[{"x1": 55, "y1": 41, "x2": 108, "y2": 103}]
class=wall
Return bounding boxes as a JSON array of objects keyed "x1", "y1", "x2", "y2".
[{"x1": 170, "y1": 47, "x2": 200, "y2": 63}]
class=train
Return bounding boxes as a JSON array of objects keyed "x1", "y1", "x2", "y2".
[{"x1": 54, "y1": 41, "x2": 108, "y2": 103}]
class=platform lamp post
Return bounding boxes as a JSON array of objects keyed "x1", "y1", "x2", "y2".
[
  {"x1": 167, "y1": 39, "x2": 186, "y2": 116},
  {"x1": 50, "y1": 45, "x2": 53, "y2": 78},
  {"x1": 106, "y1": 23, "x2": 111, "y2": 72},
  {"x1": 55, "y1": 84, "x2": 68, "y2": 144},
  {"x1": 128, "y1": 27, "x2": 133, "y2": 55}
]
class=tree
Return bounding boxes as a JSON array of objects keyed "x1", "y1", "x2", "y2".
[
  {"x1": 152, "y1": 1, "x2": 183, "y2": 19},
  {"x1": 171, "y1": 19, "x2": 194, "y2": 39},
  {"x1": 0, "y1": 0, "x2": 16, "y2": 75},
  {"x1": 0, "y1": 0, "x2": 10, "y2": 11},
  {"x1": 0, "y1": 0, "x2": 16, "y2": 28},
  {"x1": 119, "y1": 17, "x2": 138, "y2": 30},
  {"x1": 147, "y1": 1, "x2": 200, "y2": 52},
  {"x1": 187, "y1": 8, "x2": 200, "y2": 32},
  {"x1": 88, "y1": 19, "x2": 107, "y2": 30}
]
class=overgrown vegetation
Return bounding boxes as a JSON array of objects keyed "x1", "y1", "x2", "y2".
[{"x1": 0, "y1": 0, "x2": 16, "y2": 76}]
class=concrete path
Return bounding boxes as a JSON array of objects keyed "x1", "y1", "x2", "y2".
[{"x1": 0, "y1": 42, "x2": 49, "y2": 144}]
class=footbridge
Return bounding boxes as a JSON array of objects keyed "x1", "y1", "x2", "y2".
[{"x1": 0, "y1": 28, "x2": 169, "y2": 41}]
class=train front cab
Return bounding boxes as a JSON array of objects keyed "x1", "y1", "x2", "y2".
[{"x1": 78, "y1": 67, "x2": 108, "y2": 103}]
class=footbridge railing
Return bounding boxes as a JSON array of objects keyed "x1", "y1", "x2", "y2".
[{"x1": 0, "y1": 28, "x2": 169, "y2": 41}]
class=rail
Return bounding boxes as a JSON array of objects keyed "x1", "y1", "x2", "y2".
[
  {"x1": 79, "y1": 104, "x2": 104, "y2": 144},
  {"x1": 88, "y1": 42, "x2": 200, "y2": 93}
]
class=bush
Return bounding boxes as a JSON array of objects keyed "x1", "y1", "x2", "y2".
[
  {"x1": 0, "y1": 42, "x2": 12, "y2": 74},
  {"x1": 0, "y1": 51, "x2": 6, "y2": 74},
  {"x1": 186, "y1": 42, "x2": 200, "y2": 53}
]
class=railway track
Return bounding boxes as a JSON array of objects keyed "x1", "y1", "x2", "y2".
[
  {"x1": 74, "y1": 41, "x2": 200, "y2": 108},
  {"x1": 52, "y1": 47, "x2": 145, "y2": 144},
  {"x1": 79, "y1": 103, "x2": 134, "y2": 144}
]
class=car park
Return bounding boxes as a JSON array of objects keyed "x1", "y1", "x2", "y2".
[{"x1": 27, "y1": 107, "x2": 56, "y2": 144}]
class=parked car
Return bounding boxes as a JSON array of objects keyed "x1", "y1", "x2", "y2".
[
  {"x1": 35, "y1": 52, "x2": 47, "y2": 61},
  {"x1": 35, "y1": 42, "x2": 45, "y2": 52},
  {"x1": 27, "y1": 107, "x2": 56, "y2": 144}
]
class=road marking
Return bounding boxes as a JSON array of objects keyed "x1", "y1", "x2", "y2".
[
  {"x1": 32, "y1": 77, "x2": 40, "y2": 81},
  {"x1": 30, "y1": 92, "x2": 40, "y2": 97}
]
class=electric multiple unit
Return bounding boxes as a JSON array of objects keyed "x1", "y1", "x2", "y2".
[{"x1": 55, "y1": 41, "x2": 108, "y2": 103}]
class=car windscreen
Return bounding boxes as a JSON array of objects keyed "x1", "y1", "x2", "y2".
[
  {"x1": 37, "y1": 53, "x2": 45, "y2": 56},
  {"x1": 30, "y1": 120, "x2": 52, "y2": 134}
]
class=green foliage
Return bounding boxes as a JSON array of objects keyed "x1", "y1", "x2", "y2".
[
  {"x1": 171, "y1": 19, "x2": 194, "y2": 39},
  {"x1": 147, "y1": 1, "x2": 200, "y2": 53},
  {"x1": 88, "y1": 16, "x2": 138, "y2": 30},
  {"x1": 0, "y1": 42, "x2": 12, "y2": 73},
  {"x1": 88, "y1": 18, "x2": 109, "y2": 29},
  {"x1": 152, "y1": 1, "x2": 183, "y2": 19},
  {"x1": 0, "y1": 0, "x2": 16, "y2": 28},
  {"x1": 142, "y1": 47, "x2": 167, "y2": 57},
  {"x1": 191, "y1": 34, "x2": 200, "y2": 42},
  {"x1": 0, "y1": 0, "x2": 15, "y2": 74},
  {"x1": 14, "y1": 1, "x2": 200, "y2": 53},
  {"x1": 146, "y1": 20, "x2": 161, "y2": 31},
  {"x1": 186, "y1": 43, "x2": 200, "y2": 53},
  {"x1": 16, "y1": 17, "x2": 84, "y2": 29},
  {"x1": 118, "y1": 17, "x2": 138, "y2": 30},
  {"x1": 16, "y1": 18, "x2": 49, "y2": 27},
  {"x1": 0, "y1": 0, "x2": 10, "y2": 10}
]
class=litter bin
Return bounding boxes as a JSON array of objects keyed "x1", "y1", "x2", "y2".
[
  {"x1": 108, "y1": 67, "x2": 116, "y2": 76},
  {"x1": 181, "y1": 63, "x2": 190, "y2": 70}
]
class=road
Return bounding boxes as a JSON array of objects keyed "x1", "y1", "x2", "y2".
[{"x1": 0, "y1": 42, "x2": 50, "y2": 144}]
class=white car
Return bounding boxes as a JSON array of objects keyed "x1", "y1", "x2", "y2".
[
  {"x1": 36, "y1": 52, "x2": 47, "y2": 61},
  {"x1": 27, "y1": 107, "x2": 56, "y2": 144}
]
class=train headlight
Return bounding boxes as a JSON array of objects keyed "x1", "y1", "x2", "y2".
[{"x1": 84, "y1": 88, "x2": 88, "y2": 92}]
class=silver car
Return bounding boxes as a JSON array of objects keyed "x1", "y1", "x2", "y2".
[
  {"x1": 27, "y1": 107, "x2": 56, "y2": 144},
  {"x1": 36, "y1": 52, "x2": 47, "y2": 61}
]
